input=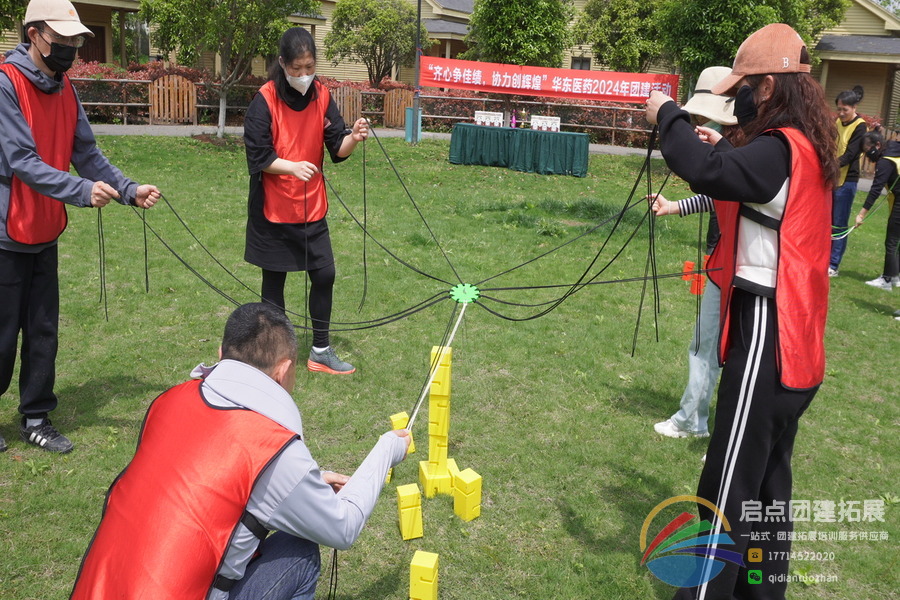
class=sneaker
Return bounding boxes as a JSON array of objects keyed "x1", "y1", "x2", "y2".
[
  {"x1": 701, "y1": 454, "x2": 707, "y2": 463},
  {"x1": 0, "y1": 433, "x2": 6, "y2": 452},
  {"x1": 828, "y1": 267, "x2": 839, "y2": 278},
  {"x1": 865, "y1": 276, "x2": 893, "y2": 291},
  {"x1": 307, "y1": 347, "x2": 356, "y2": 375},
  {"x1": 20, "y1": 418, "x2": 74, "y2": 453},
  {"x1": 654, "y1": 419, "x2": 709, "y2": 439}
]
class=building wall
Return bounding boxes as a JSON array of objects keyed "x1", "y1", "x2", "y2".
[
  {"x1": 822, "y1": 1, "x2": 896, "y2": 36},
  {"x1": 824, "y1": 60, "x2": 890, "y2": 120}
]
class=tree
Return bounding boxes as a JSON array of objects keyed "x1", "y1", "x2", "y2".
[
  {"x1": 141, "y1": 0, "x2": 318, "y2": 137},
  {"x1": 0, "y1": 0, "x2": 26, "y2": 35},
  {"x1": 573, "y1": 0, "x2": 663, "y2": 73},
  {"x1": 461, "y1": 0, "x2": 573, "y2": 68},
  {"x1": 324, "y1": 0, "x2": 429, "y2": 87},
  {"x1": 656, "y1": 0, "x2": 847, "y2": 91}
]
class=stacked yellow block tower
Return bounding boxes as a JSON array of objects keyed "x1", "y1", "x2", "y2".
[{"x1": 419, "y1": 346, "x2": 454, "y2": 497}]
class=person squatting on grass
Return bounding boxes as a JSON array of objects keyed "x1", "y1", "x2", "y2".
[
  {"x1": 829, "y1": 85, "x2": 866, "y2": 277},
  {"x1": 649, "y1": 66, "x2": 740, "y2": 442},
  {"x1": 70, "y1": 302, "x2": 410, "y2": 600},
  {"x1": 243, "y1": 27, "x2": 369, "y2": 375},
  {"x1": 646, "y1": 23, "x2": 837, "y2": 600},
  {"x1": 0, "y1": 0, "x2": 160, "y2": 455}
]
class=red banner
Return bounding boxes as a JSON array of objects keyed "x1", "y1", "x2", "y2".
[{"x1": 420, "y1": 56, "x2": 678, "y2": 105}]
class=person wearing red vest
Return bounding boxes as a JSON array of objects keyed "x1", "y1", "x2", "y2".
[
  {"x1": 647, "y1": 24, "x2": 837, "y2": 600},
  {"x1": 0, "y1": 0, "x2": 160, "y2": 454},
  {"x1": 244, "y1": 27, "x2": 369, "y2": 376},
  {"x1": 71, "y1": 303, "x2": 410, "y2": 600}
]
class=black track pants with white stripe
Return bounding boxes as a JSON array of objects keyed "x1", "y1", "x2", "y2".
[{"x1": 673, "y1": 289, "x2": 818, "y2": 600}]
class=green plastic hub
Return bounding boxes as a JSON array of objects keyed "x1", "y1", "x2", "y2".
[{"x1": 450, "y1": 283, "x2": 480, "y2": 304}]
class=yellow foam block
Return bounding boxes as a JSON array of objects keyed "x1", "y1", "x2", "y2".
[
  {"x1": 453, "y1": 468, "x2": 482, "y2": 522},
  {"x1": 390, "y1": 411, "x2": 415, "y2": 454},
  {"x1": 419, "y1": 460, "x2": 452, "y2": 498},
  {"x1": 427, "y1": 434, "x2": 449, "y2": 470},
  {"x1": 429, "y1": 346, "x2": 452, "y2": 396},
  {"x1": 410, "y1": 550, "x2": 439, "y2": 600},
  {"x1": 428, "y1": 405, "x2": 450, "y2": 438},
  {"x1": 396, "y1": 483, "x2": 423, "y2": 540},
  {"x1": 446, "y1": 458, "x2": 459, "y2": 491}
]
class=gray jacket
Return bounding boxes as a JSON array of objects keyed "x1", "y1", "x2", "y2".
[
  {"x1": 0, "y1": 44, "x2": 138, "y2": 253},
  {"x1": 193, "y1": 360, "x2": 408, "y2": 600}
]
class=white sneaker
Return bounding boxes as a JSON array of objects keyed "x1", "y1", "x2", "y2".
[
  {"x1": 654, "y1": 419, "x2": 710, "y2": 438},
  {"x1": 701, "y1": 454, "x2": 707, "y2": 463},
  {"x1": 828, "y1": 267, "x2": 839, "y2": 278},
  {"x1": 865, "y1": 276, "x2": 894, "y2": 291}
]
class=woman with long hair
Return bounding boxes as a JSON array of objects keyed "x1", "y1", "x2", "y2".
[
  {"x1": 829, "y1": 85, "x2": 866, "y2": 276},
  {"x1": 244, "y1": 27, "x2": 368, "y2": 374},
  {"x1": 646, "y1": 24, "x2": 837, "y2": 600}
]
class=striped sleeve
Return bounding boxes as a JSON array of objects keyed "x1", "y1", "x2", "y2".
[{"x1": 677, "y1": 194, "x2": 714, "y2": 216}]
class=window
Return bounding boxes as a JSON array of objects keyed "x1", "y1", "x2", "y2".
[{"x1": 571, "y1": 57, "x2": 591, "y2": 71}]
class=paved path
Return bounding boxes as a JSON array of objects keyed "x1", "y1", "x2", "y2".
[
  {"x1": 91, "y1": 124, "x2": 662, "y2": 158},
  {"x1": 91, "y1": 123, "x2": 871, "y2": 191}
]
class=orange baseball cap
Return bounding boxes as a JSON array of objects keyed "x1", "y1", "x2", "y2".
[{"x1": 711, "y1": 23, "x2": 810, "y2": 95}]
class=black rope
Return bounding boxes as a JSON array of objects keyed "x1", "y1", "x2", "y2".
[
  {"x1": 142, "y1": 208, "x2": 150, "y2": 293},
  {"x1": 96, "y1": 207, "x2": 109, "y2": 321},
  {"x1": 477, "y1": 270, "x2": 697, "y2": 308},
  {"x1": 631, "y1": 126, "x2": 661, "y2": 355},
  {"x1": 325, "y1": 548, "x2": 338, "y2": 600},
  {"x1": 368, "y1": 127, "x2": 464, "y2": 284},
  {"x1": 475, "y1": 131, "x2": 661, "y2": 288},
  {"x1": 358, "y1": 138, "x2": 369, "y2": 312},
  {"x1": 303, "y1": 180, "x2": 310, "y2": 350},
  {"x1": 469, "y1": 194, "x2": 658, "y2": 321},
  {"x1": 324, "y1": 174, "x2": 454, "y2": 285},
  {"x1": 691, "y1": 209, "x2": 705, "y2": 355}
]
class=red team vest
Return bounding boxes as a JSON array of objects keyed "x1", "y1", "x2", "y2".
[
  {"x1": 70, "y1": 380, "x2": 298, "y2": 600},
  {"x1": 259, "y1": 80, "x2": 332, "y2": 223},
  {"x1": 0, "y1": 63, "x2": 77, "y2": 244},
  {"x1": 708, "y1": 128, "x2": 831, "y2": 390}
]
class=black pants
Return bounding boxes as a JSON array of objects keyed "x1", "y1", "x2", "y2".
[
  {"x1": 261, "y1": 265, "x2": 335, "y2": 348},
  {"x1": 673, "y1": 289, "x2": 817, "y2": 600},
  {"x1": 0, "y1": 246, "x2": 59, "y2": 418},
  {"x1": 880, "y1": 196, "x2": 899, "y2": 279}
]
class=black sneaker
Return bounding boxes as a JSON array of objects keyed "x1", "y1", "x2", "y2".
[{"x1": 20, "y1": 418, "x2": 74, "y2": 453}]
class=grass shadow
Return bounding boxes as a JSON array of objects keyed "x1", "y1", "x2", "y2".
[
  {"x1": 557, "y1": 464, "x2": 684, "y2": 599},
  {"x1": 332, "y1": 563, "x2": 402, "y2": 600},
  {"x1": 54, "y1": 375, "x2": 168, "y2": 432}
]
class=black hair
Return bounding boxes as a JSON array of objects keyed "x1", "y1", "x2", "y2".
[
  {"x1": 23, "y1": 21, "x2": 45, "y2": 39},
  {"x1": 268, "y1": 27, "x2": 317, "y2": 101},
  {"x1": 835, "y1": 85, "x2": 864, "y2": 107},
  {"x1": 862, "y1": 128, "x2": 884, "y2": 149},
  {"x1": 221, "y1": 303, "x2": 298, "y2": 374}
]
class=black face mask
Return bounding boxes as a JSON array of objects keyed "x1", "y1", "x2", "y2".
[
  {"x1": 865, "y1": 146, "x2": 882, "y2": 162},
  {"x1": 41, "y1": 42, "x2": 77, "y2": 73},
  {"x1": 734, "y1": 85, "x2": 758, "y2": 129}
]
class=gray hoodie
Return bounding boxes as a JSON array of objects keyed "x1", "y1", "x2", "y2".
[
  {"x1": 0, "y1": 43, "x2": 139, "y2": 253},
  {"x1": 193, "y1": 360, "x2": 408, "y2": 599}
]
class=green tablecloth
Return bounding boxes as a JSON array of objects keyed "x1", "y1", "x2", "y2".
[{"x1": 448, "y1": 123, "x2": 589, "y2": 177}]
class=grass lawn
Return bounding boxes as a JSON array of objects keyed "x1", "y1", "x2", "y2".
[{"x1": 0, "y1": 135, "x2": 896, "y2": 600}]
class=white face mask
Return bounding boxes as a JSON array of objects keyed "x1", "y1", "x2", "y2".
[{"x1": 285, "y1": 71, "x2": 315, "y2": 95}]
